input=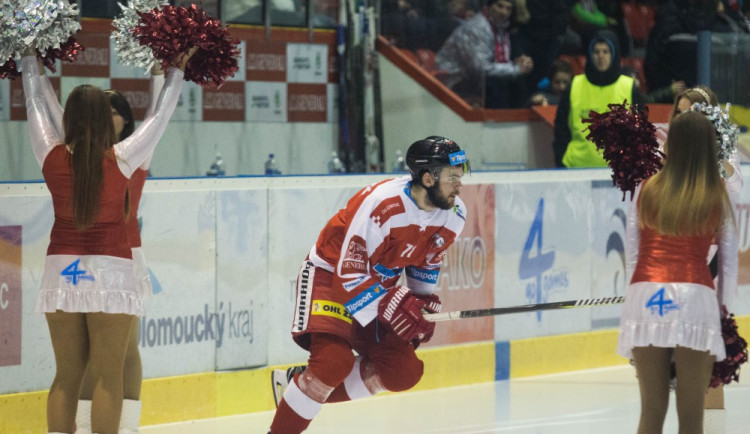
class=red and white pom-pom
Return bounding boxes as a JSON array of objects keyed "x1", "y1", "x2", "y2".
[
  {"x1": 710, "y1": 307, "x2": 749, "y2": 388},
  {"x1": 1, "y1": 1, "x2": 82, "y2": 80},
  {"x1": 0, "y1": 3, "x2": 19, "y2": 62},
  {"x1": 12, "y1": 0, "x2": 81, "y2": 57},
  {"x1": 0, "y1": 37, "x2": 83, "y2": 80},
  {"x1": 112, "y1": 0, "x2": 166, "y2": 73},
  {"x1": 39, "y1": 36, "x2": 84, "y2": 73},
  {"x1": 132, "y1": 4, "x2": 240, "y2": 87},
  {"x1": 0, "y1": 59, "x2": 19, "y2": 80},
  {"x1": 583, "y1": 101, "x2": 663, "y2": 200}
]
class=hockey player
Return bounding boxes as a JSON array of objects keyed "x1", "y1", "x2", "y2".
[{"x1": 269, "y1": 137, "x2": 470, "y2": 433}]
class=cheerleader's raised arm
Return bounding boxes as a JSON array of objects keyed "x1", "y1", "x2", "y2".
[
  {"x1": 21, "y1": 55, "x2": 63, "y2": 168},
  {"x1": 113, "y1": 67, "x2": 182, "y2": 178},
  {"x1": 139, "y1": 65, "x2": 166, "y2": 171},
  {"x1": 114, "y1": 48, "x2": 195, "y2": 178},
  {"x1": 40, "y1": 72, "x2": 64, "y2": 137}
]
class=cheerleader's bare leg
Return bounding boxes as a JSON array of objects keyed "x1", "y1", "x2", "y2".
[
  {"x1": 673, "y1": 345, "x2": 715, "y2": 434},
  {"x1": 632, "y1": 346, "x2": 672, "y2": 434},
  {"x1": 86, "y1": 313, "x2": 136, "y2": 434},
  {"x1": 45, "y1": 311, "x2": 90, "y2": 433}
]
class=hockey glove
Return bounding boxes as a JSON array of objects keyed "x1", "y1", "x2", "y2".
[
  {"x1": 413, "y1": 293, "x2": 441, "y2": 343},
  {"x1": 377, "y1": 286, "x2": 435, "y2": 343}
]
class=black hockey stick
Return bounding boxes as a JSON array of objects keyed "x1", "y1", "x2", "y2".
[{"x1": 423, "y1": 296, "x2": 625, "y2": 322}]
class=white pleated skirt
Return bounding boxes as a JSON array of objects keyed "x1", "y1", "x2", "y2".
[
  {"x1": 618, "y1": 281, "x2": 725, "y2": 360},
  {"x1": 34, "y1": 254, "x2": 144, "y2": 316}
]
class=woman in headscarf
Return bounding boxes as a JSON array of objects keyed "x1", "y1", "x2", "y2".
[{"x1": 551, "y1": 30, "x2": 645, "y2": 167}]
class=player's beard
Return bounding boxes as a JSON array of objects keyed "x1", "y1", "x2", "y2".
[{"x1": 426, "y1": 183, "x2": 454, "y2": 210}]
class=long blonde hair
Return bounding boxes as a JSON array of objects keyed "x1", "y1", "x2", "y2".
[
  {"x1": 63, "y1": 85, "x2": 118, "y2": 229},
  {"x1": 639, "y1": 111, "x2": 731, "y2": 236}
]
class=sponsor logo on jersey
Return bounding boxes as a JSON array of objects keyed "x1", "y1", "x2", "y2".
[
  {"x1": 342, "y1": 275, "x2": 369, "y2": 292},
  {"x1": 453, "y1": 205, "x2": 466, "y2": 221},
  {"x1": 342, "y1": 236, "x2": 368, "y2": 274},
  {"x1": 312, "y1": 300, "x2": 353, "y2": 323},
  {"x1": 373, "y1": 263, "x2": 403, "y2": 282},
  {"x1": 370, "y1": 196, "x2": 405, "y2": 227},
  {"x1": 406, "y1": 266, "x2": 439, "y2": 284},
  {"x1": 61, "y1": 259, "x2": 95, "y2": 285},
  {"x1": 344, "y1": 284, "x2": 384, "y2": 315}
]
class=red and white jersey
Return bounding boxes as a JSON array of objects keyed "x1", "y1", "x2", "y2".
[{"x1": 309, "y1": 176, "x2": 466, "y2": 326}]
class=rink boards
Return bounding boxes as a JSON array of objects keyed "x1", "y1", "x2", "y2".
[{"x1": 2, "y1": 169, "x2": 750, "y2": 430}]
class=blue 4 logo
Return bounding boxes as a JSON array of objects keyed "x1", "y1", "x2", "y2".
[
  {"x1": 519, "y1": 198, "x2": 556, "y2": 321},
  {"x1": 61, "y1": 259, "x2": 92, "y2": 285},
  {"x1": 645, "y1": 287, "x2": 678, "y2": 316}
]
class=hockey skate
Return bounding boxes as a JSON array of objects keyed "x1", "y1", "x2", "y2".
[{"x1": 271, "y1": 365, "x2": 307, "y2": 407}]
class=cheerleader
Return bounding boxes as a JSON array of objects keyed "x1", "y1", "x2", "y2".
[
  {"x1": 618, "y1": 111, "x2": 738, "y2": 433},
  {"x1": 36, "y1": 63, "x2": 166, "y2": 434},
  {"x1": 21, "y1": 47, "x2": 190, "y2": 434},
  {"x1": 670, "y1": 86, "x2": 743, "y2": 434}
]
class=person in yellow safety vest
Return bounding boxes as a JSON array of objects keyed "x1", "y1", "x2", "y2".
[{"x1": 551, "y1": 30, "x2": 645, "y2": 168}]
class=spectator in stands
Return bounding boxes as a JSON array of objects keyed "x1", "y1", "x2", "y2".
[
  {"x1": 718, "y1": 0, "x2": 750, "y2": 32},
  {"x1": 528, "y1": 58, "x2": 574, "y2": 106},
  {"x1": 571, "y1": 1, "x2": 630, "y2": 56},
  {"x1": 436, "y1": 0, "x2": 534, "y2": 108},
  {"x1": 552, "y1": 30, "x2": 645, "y2": 167},
  {"x1": 645, "y1": 0, "x2": 726, "y2": 92},
  {"x1": 429, "y1": 0, "x2": 480, "y2": 51},
  {"x1": 382, "y1": 0, "x2": 432, "y2": 50},
  {"x1": 621, "y1": 66, "x2": 686, "y2": 103},
  {"x1": 517, "y1": 0, "x2": 578, "y2": 98}
]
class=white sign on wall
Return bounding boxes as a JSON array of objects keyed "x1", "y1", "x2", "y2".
[
  {"x1": 137, "y1": 190, "x2": 217, "y2": 378},
  {"x1": 286, "y1": 43, "x2": 328, "y2": 84},
  {"x1": 494, "y1": 181, "x2": 593, "y2": 341},
  {"x1": 245, "y1": 81, "x2": 287, "y2": 122},
  {"x1": 215, "y1": 189, "x2": 269, "y2": 369},
  {"x1": 590, "y1": 180, "x2": 628, "y2": 328}
]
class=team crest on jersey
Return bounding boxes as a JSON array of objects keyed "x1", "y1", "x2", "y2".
[
  {"x1": 370, "y1": 196, "x2": 405, "y2": 227},
  {"x1": 342, "y1": 235, "x2": 368, "y2": 273},
  {"x1": 430, "y1": 233, "x2": 445, "y2": 249},
  {"x1": 425, "y1": 249, "x2": 447, "y2": 267}
]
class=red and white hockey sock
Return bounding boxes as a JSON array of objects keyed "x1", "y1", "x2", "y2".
[
  {"x1": 326, "y1": 356, "x2": 385, "y2": 403},
  {"x1": 269, "y1": 378, "x2": 322, "y2": 434}
]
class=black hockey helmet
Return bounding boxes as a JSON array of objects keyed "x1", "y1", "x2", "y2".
[{"x1": 406, "y1": 136, "x2": 470, "y2": 183}]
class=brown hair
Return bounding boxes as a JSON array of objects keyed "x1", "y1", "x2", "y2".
[
  {"x1": 670, "y1": 86, "x2": 719, "y2": 120},
  {"x1": 62, "y1": 85, "x2": 118, "y2": 229},
  {"x1": 639, "y1": 111, "x2": 731, "y2": 236}
]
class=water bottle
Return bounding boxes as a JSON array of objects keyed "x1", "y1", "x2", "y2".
[
  {"x1": 206, "y1": 151, "x2": 226, "y2": 176},
  {"x1": 392, "y1": 149, "x2": 407, "y2": 173},
  {"x1": 265, "y1": 153, "x2": 281, "y2": 175},
  {"x1": 327, "y1": 151, "x2": 346, "y2": 174}
]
